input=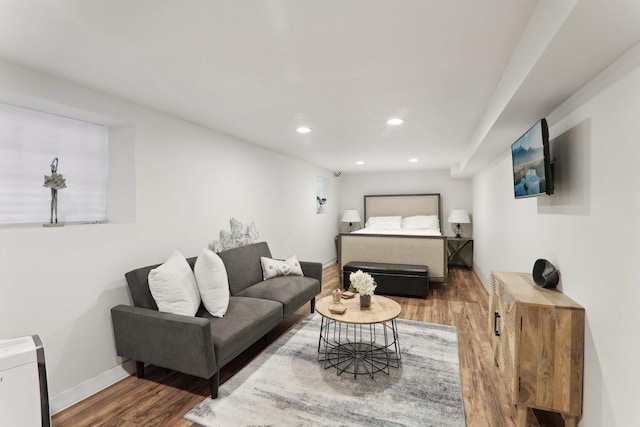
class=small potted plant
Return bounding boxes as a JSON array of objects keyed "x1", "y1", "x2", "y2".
[{"x1": 348, "y1": 270, "x2": 377, "y2": 307}]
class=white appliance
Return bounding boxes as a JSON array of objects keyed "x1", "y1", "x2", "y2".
[{"x1": 0, "y1": 335, "x2": 50, "y2": 426}]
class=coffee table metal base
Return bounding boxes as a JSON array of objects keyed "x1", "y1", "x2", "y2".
[{"x1": 317, "y1": 316, "x2": 401, "y2": 378}]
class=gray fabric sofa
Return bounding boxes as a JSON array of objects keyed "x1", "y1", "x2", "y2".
[{"x1": 111, "y1": 242, "x2": 322, "y2": 398}]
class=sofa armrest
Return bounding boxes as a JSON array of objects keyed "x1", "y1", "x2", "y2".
[
  {"x1": 300, "y1": 261, "x2": 323, "y2": 284},
  {"x1": 111, "y1": 305, "x2": 217, "y2": 379}
]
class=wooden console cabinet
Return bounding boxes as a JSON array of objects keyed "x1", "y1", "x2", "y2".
[{"x1": 488, "y1": 271, "x2": 584, "y2": 427}]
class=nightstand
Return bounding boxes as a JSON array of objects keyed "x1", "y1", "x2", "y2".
[{"x1": 447, "y1": 237, "x2": 473, "y2": 269}]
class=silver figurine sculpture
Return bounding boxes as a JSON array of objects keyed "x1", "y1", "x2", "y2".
[
  {"x1": 43, "y1": 157, "x2": 67, "y2": 226},
  {"x1": 209, "y1": 218, "x2": 259, "y2": 252}
]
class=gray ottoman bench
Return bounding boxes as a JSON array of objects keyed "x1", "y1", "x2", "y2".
[{"x1": 342, "y1": 261, "x2": 429, "y2": 299}]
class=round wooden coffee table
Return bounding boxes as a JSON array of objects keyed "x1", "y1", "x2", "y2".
[{"x1": 315, "y1": 294, "x2": 402, "y2": 378}]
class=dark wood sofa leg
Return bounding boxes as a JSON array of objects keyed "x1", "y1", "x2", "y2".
[
  {"x1": 310, "y1": 297, "x2": 316, "y2": 313},
  {"x1": 136, "y1": 361, "x2": 145, "y2": 378},
  {"x1": 210, "y1": 371, "x2": 220, "y2": 399}
]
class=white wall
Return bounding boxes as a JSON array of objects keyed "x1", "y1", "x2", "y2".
[
  {"x1": 338, "y1": 170, "x2": 472, "y2": 236},
  {"x1": 0, "y1": 60, "x2": 339, "y2": 412},
  {"x1": 472, "y1": 46, "x2": 640, "y2": 426}
]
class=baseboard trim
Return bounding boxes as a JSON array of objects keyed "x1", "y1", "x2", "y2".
[
  {"x1": 50, "y1": 360, "x2": 136, "y2": 415},
  {"x1": 323, "y1": 258, "x2": 337, "y2": 268}
]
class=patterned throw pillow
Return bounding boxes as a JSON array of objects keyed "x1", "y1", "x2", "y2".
[{"x1": 260, "y1": 255, "x2": 304, "y2": 280}]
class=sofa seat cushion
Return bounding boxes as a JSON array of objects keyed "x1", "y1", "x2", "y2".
[
  {"x1": 199, "y1": 296, "x2": 282, "y2": 367},
  {"x1": 234, "y1": 276, "x2": 321, "y2": 317}
]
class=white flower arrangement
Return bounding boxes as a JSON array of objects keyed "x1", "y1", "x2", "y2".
[{"x1": 349, "y1": 270, "x2": 377, "y2": 296}]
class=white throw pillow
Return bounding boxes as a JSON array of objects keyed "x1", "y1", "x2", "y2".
[
  {"x1": 402, "y1": 215, "x2": 440, "y2": 230},
  {"x1": 365, "y1": 216, "x2": 402, "y2": 230},
  {"x1": 194, "y1": 248, "x2": 230, "y2": 317},
  {"x1": 148, "y1": 250, "x2": 201, "y2": 316},
  {"x1": 261, "y1": 255, "x2": 304, "y2": 280}
]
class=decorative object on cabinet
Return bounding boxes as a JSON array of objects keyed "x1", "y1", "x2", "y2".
[
  {"x1": 532, "y1": 258, "x2": 559, "y2": 288},
  {"x1": 341, "y1": 209, "x2": 361, "y2": 232},
  {"x1": 488, "y1": 271, "x2": 584, "y2": 427},
  {"x1": 43, "y1": 157, "x2": 66, "y2": 227},
  {"x1": 447, "y1": 238, "x2": 473, "y2": 269},
  {"x1": 447, "y1": 209, "x2": 470, "y2": 238}
]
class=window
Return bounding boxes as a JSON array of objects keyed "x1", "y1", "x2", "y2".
[{"x1": 0, "y1": 102, "x2": 108, "y2": 225}]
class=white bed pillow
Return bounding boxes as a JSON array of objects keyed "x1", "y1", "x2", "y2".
[
  {"x1": 194, "y1": 248, "x2": 230, "y2": 317},
  {"x1": 402, "y1": 215, "x2": 440, "y2": 230},
  {"x1": 261, "y1": 255, "x2": 304, "y2": 280},
  {"x1": 148, "y1": 250, "x2": 201, "y2": 316},
  {"x1": 365, "y1": 216, "x2": 402, "y2": 230}
]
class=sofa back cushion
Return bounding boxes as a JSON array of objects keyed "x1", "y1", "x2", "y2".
[
  {"x1": 217, "y1": 242, "x2": 272, "y2": 295},
  {"x1": 125, "y1": 257, "x2": 197, "y2": 310}
]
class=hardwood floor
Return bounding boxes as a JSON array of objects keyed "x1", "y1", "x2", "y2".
[{"x1": 53, "y1": 264, "x2": 563, "y2": 426}]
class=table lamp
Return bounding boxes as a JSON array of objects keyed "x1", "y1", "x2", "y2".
[
  {"x1": 448, "y1": 209, "x2": 470, "y2": 238},
  {"x1": 341, "y1": 209, "x2": 361, "y2": 232}
]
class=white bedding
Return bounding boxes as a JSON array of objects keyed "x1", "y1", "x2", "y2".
[{"x1": 352, "y1": 228, "x2": 442, "y2": 236}]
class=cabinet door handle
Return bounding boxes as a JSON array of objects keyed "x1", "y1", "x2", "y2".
[{"x1": 493, "y1": 312, "x2": 501, "y2": 337}]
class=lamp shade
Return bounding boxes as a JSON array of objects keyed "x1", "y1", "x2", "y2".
[
  {"x1": 447, "y1": 209, "x2": 470, "y2": 224},
  {"x1": 341, "y1": 209, "x2": 361, "y2": 223}
]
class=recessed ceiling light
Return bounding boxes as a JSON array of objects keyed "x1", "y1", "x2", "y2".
[
  {"x1": 386, "y1": 118, "x2": 404, "y2": 125},
  {"x1": 296, "y1": 126, "x2": 311, "y2": 134},
  {"x1": 356, "y1": 161, "x2": 365, "y2": 165},
  {"x1": 409, "y1": 158, "x2": 418, "y2": 163}
]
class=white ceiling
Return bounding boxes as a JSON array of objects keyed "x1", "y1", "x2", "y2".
[{"x1": 0, "y1": 1, "x2": 639, "y2": 175}]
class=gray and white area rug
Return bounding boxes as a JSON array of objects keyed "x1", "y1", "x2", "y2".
[{"x1": 184, "y1": 314, "x2": 466, "y2": 426}]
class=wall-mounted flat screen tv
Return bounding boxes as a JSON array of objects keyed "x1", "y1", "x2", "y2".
[{"x1": 511, "y1": 118, "x2": 554, "y2": 198}]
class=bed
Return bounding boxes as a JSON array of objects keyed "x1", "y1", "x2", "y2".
[{"x1": 339, "y1": 193, "x2": 448, "y2": 283}]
